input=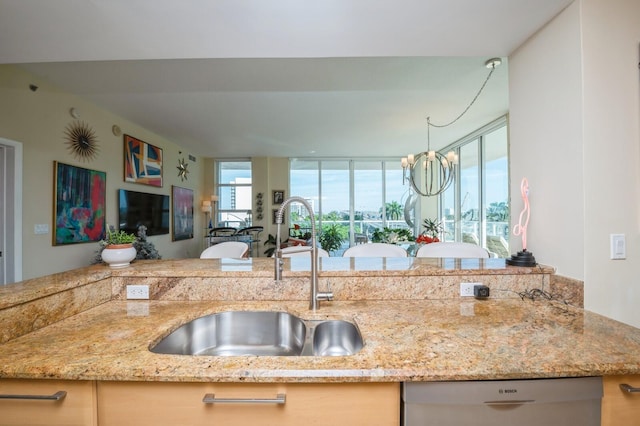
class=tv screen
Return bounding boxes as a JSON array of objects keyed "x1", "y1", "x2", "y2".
[{"x1": 118, "y1": 189, "x2": 170, "y2": 236}]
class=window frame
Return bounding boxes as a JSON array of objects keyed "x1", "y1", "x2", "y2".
[
  {"x1": 214, "y1": 159, "x2": 253, "y2": 229},
  {"x1": 439, "y1": 115, "x2": 509, "y2": 255},
  {"x1": 289, "y1": 158, "x2": 409, "y2": 251}
]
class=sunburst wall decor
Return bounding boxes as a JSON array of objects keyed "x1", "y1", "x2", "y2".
[
  {"x1": 177, "y1": 158, "x2": 189, "y2": 181},
  {"x1": 64, "y1": 120, "x2": 99, "y2": 162}
]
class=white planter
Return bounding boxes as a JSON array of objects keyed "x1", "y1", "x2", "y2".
[{"x1": 101, "y1": 244, "x2": 137, "y2": 268}]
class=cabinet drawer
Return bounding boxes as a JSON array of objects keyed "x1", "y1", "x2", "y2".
[
  {"x1": 602, "y1": 374, "x2": 640, "y2": 425},
  {"x1": 98, "y1": 381, "x2": 399, "y2": 426},
  {"x1": 0, "y1": 379, "x2": 97, "y2": 426}
]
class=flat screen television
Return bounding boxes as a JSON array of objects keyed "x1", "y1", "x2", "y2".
[{"x1": 118, "y1": 189, "x2": 170, "y2": 236}]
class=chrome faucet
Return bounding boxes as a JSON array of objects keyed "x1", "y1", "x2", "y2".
[{"x1": 274, "y1": 196, "x2": 333, "y2": 310}]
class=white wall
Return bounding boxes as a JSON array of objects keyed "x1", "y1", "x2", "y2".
[
  {"x1": 0, "y1": 65, "x2": 207, "y2": 280},
  {"x1": 581, "y1": 0, "x2": 640, "y2": 325},
  {"x1": 253, "y1": 157, "x2": 290, "y2": 247},
  {"x1": 509, "y1": 1, "x2": 585, "y2": 279},
  {"x1": 510, "y1": 0, "x2": 640, "y2": 327}
]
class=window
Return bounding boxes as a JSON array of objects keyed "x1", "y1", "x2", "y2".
[
  {"x1": 441, "y1": 117, "x2": 510, "y2": 257},
  {"x1": 290, "y1": 159, "x2": 409, "y2": 254},
  {"x1": 215, "y1": 160, "x2": 252, "y2": 228}
]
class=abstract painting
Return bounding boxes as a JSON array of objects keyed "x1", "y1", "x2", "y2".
[
  {"x1": 124, "y1": 134, "x2": 163, "y2": 187},
  {"x1": 53, "y1": 161, "x2": 106, "y2": 245},
  {"x1": 172, "y1": 185, "x2": 194, "y2": 241}
]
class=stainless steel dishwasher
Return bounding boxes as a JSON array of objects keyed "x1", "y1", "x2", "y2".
[{"x1": 402, "y1": 377, "x2": 602, "y2": 425}]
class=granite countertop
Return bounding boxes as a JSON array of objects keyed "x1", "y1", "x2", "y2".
[{"x1": 2, "y1": 297, "x2": 640, "y2": 383}]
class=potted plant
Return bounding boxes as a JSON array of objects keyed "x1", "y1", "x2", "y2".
[
  {"x1": 133, "y1": 225, "x2": 162, "y2": 260},
  {"x1": 416, "y1": 218, "x2": 444, "y2": 244},
  {"x1": 100, "y1": 226, "x2": 137, "y2": 268},
  {"x1": 318, "y1": 223, "x2": 346, "y2": 254},
  {"x1": 263, "y1": 233, "x2": 292, "y2": 257}
]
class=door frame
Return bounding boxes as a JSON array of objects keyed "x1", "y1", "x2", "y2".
[{"x1": 0, "y1": 137, "x2": 23, "y2": 284}]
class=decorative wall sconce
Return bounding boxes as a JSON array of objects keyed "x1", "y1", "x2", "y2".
[
  {"x1": 177, "y1": 158, "x2": 189, "y2": 181},
  {"x1": 255, "y1": 192, "x2": 264, "y2": 220}
]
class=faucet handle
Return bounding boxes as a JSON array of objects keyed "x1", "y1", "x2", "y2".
[
  {"x1": 317, "y1": 282, "x2": 333, "y2": 302},
  {"x1": 317, "y1": 291, "x2": 333, "y2": 302}
]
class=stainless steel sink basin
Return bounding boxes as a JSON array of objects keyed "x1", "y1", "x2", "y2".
[
  {"x1": 311, "y1": 319, "x2": 364, "y2": 356},
  {"x1": 150, "y1": 311, "x2": 306, "y2": 356},
  {"x1": 150, "y1": 311, "x2": 363, "y2": 357}
]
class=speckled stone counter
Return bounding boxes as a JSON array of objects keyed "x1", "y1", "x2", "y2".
[
  {"x1": 1, "y1": 257, "x2": 624, "y2": 384},
  {"x1": 2, "y1": 298, "x2": 640, "y2": 383}
]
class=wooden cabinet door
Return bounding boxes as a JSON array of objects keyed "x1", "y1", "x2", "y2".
[
  {"x1": 98, "y1": 381, "x2": 400, "y2": 426},
  {"x1": 602, "y1": 375, "x2": 640, "y2": 425},
  {"x1": 0, "y1": 379, "x2": 97, "y2": 426}
]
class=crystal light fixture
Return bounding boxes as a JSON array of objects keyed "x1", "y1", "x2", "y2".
[{"x1": 402, "y1": 58, "x2": 502, "y2": 197}]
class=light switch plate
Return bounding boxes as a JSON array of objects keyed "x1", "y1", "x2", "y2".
[
  {"x1": 34, "y1": 224, "x2": 49, "y2": 234},
  {"x1": 610, "y1": 234, "x2": 626, "y2": 260}
]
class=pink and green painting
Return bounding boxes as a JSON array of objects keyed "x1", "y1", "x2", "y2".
[{"x1": 54, "y1": 161, "x2": 106, "y2": 245}]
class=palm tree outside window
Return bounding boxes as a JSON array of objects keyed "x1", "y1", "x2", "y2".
[{"x1": 290, "y1": 159, "x2": 408, "y2": 254}]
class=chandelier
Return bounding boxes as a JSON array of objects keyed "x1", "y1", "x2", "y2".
[{"x1": 402, "y1": 58, "x2": 502, "y2": 197}]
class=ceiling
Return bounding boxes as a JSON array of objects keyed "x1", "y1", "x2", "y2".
[{"x1": 0, "y1": 0, "x2": 573, "y2": 158}]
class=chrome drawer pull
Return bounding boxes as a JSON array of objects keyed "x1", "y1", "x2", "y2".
[
  {"x1": 0, "y1": 391, "x2": 67, "y2": 401},
  {"x1": 202, "y1": 393, "x2": 286, "y2": 405},
  {"x1": 620, "y1": 384, "x2": 640, "y2": 393}
]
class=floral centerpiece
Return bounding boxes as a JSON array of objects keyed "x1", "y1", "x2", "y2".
[
  {"x1": 289, "y1": 223, "x2": 312, "y2": 246},
  {"x1": 371, "y1": 227, "x2": 414, "y2": 244}
]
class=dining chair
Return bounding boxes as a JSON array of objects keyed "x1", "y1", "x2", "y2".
[
  {"x1": 200, "y1": 241, "x2": 249, "y2": 258},
  {"x1": 342, "y1": 243, "x2": 408, "y2": 257},
  {"x1": 208, "y1": 227, "x2": 237, "y2": 236},
  {"x1": 234, "y1": 226, "x2": 264, "y2": 257},
  {"x1": 415, "y1": 242, "x2": 489, "y2": 258}
]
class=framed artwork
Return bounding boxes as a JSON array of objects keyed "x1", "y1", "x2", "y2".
[
  {"x1": 124, "y1": 134, "x2": 163, "y2": 187},
  {"x1": 272, "y1": 190, "x2": 285, "y2": 205},
  {"x1": 53, "y1": 161, "x2": 106, "y2": 245},
  {"x1": 172, "y1": 185, "x2": 194, "y2": 241}
]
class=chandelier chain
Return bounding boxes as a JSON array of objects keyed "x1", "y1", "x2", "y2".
[{"x1": 428, "y1": 64, "x2": 497, "y2": 129}]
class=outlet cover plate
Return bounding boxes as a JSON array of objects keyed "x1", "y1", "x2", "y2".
[
  {"x1": 126, "y1": 285, "x2": 149, "y2": 300},
  {"x1": 460, "y1": 282, "x2": 479, "y2": 297}
]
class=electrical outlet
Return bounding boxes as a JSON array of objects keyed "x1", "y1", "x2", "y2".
[
  {"x1": 460, "y1": 282, "x2": 479, "y2": 297},
  {"x1": 126, "y1": 285, "x2": 149, "y2": 300}
]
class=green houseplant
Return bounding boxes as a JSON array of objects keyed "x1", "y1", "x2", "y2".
[
  {"x1": 263, "y1": 233, "x2": 279, "y2": 257},
  {"x1": 99, "y1": 226, "x2": 138, "y2": 268},
  {"x1": 318, "y1": 223, "x2": 347, "y2": 254},
  {"x1": 103, "y1": 228, "x2": 137, "y2": 247}
]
